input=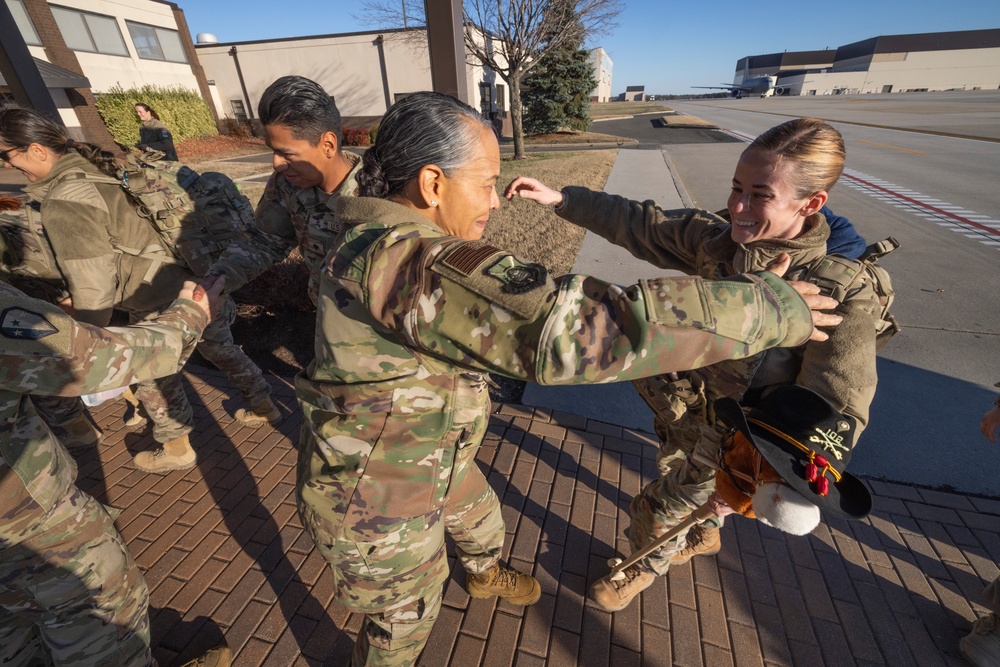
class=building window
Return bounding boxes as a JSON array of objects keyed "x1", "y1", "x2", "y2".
[
  {"x1": 6, "y1": 0, "x2": 41, "y2": 45},
  {"x1": 50, "y1": 5, "x2": 128, "y2": 56},
  {"x1": 125, "y1": 20, "x2": 188, "y2": 63},
  {"x1": 230, "y1": 100, "x2": 247, "y2": 122}
]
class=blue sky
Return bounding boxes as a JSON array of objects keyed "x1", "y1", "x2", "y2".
[{"x1": 174, "y1": 1, "x2": 999, "y2": 96}]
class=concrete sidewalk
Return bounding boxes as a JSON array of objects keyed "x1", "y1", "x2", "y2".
[
  {"x1": 79, "y1": 365, "x2": 998, "y2": 666},
  {"x1": 522, "y1": 147, "x2": 692, "y2": 432}
]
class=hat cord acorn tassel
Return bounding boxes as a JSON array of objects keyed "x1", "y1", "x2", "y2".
[{"x1": 804, "y1": 452, "x2": 833, "y2": 496}]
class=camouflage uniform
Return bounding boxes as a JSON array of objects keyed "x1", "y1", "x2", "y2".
[
  {"x1": 0, "y1": 280, "x2": 207, "y2": 666},
  {"x1": 298, "y1": 196, "x2": 815, "y2": 665},
  {"x1": 556, "y1": 186, "x2": 881, "y2": 573},
  {"x1": 207, "y1": 152, "x2": 362, "y2": 303},
  {"x1": 21, "y1": 153, "x2": 270, "y2": 443}
]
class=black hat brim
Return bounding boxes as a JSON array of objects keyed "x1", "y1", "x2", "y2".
[{"x1": 715, "y1": 396, "x2": 872, "y2": 520}]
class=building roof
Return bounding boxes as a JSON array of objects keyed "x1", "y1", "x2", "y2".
[
  {"x1": 0, "y1": 58, "x2": 90, "y2": 89},
  {"x1": 836, "y1": 28, "x2": 1000, "y2": 62},
  {"x1": 625, "y1": 85, "x2": 644, "y2": 91}
]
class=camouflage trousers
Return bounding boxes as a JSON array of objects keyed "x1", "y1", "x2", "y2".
[
  {"x1": 34, "y1": 296, "x2": 270, "y2": 444},
  {"x1": 300, "y1": 440, "x2": 504, "y2": 666},
  {"x1": 0, "y1": 486, "x2": 151, "y2": 667},
  {"x1": 628, "y1": 420, "x2": 723, "y2": 576}
]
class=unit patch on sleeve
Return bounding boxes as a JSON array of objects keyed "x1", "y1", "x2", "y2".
[
  {"x1": 1, "y1": 307, "x2": 58, "y2": 340},
  {"x1": 485, "y1": 255, "x2": 547, "y2": 294},
  {"x1": 430, "y1": 241, "x2": 555, "y2": 320}
]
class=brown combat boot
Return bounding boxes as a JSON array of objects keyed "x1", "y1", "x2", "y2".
[
  {"x1": 466, "y1": 563, "x2": 541, "y2": 605},
  {"x1": 960, "y1": 613, "x2": 1000, "y2": 667},
  {"x1": 234, "y1": 397, "x2": 282, "y2": 427},
  {"x1": 59, "y1": 413, "x2": 103, "y2": 451},
  {"x1": 133, "y1": 435, "x2": 196, "y2": 473},
  {"x1": 589, "y1": 563, "x2": 656, "y2": 612},
  {"x1": 178, "y1": 645, "x2": 232, "y2": 667},
  {"x1": 121, "y1": 386, "x2": 148, "y2": 429},
  {"x1": 670, "y1": 525, "x2": 722, "y2": 566}
]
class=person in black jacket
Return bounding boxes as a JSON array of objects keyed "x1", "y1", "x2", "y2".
[{"x1": 134, "y1": 103, "x2": 177, "y2": 161}]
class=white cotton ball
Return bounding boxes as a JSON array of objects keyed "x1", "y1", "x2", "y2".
[{"x1": 752, "y1": 482, "x2": 821, "y2": 535}]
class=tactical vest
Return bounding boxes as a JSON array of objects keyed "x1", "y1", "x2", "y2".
[
  {"x1": 791, "y1": 237, "x2": 900, "y2": 350},
  {"x1": 0, "y1": 199, "x2": 70, "y2": 303},
  {"x1": 4, "y1": 155, "x2": 257, "y2": 299}
]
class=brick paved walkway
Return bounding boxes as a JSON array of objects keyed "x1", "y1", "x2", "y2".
[{"x1": 75, "y1": 366, "x2": 998, "y2": 666}]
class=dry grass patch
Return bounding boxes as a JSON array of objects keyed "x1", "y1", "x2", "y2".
[
  {"x1": 590, "y1": 101, "x2": 670, "y2": 118},
  {"x1": 485, "y1": 149, "x2": 617, "y2": 276},
  {"x1": 525, "y1": 130, "x2": 636, "y2": 145}
]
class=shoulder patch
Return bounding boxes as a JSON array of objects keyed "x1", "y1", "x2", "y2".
[
  {"x1": 47, "y1": 177, "x2": 110, "y2": 213},
  {"x1": 1, "y1": 307, "x2": 58, "y2": 340},
  {"x1": 430, "y1": 241, "x2": 553, "y2": 320}
]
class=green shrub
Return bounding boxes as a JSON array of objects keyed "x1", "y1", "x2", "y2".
[
  {"x1": 368, "y1": 124, "x2": 379, "y2": 144},
  {"x1": 95, "y1": 84, "x2": 217, "y2": 147}
]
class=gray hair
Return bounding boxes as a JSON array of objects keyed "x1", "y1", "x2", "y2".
[{"x1": 357, "y1": 92, "x2": 493, "y2": 199}]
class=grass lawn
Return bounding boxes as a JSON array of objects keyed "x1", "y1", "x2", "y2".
[{"x1": 590, "y1": 101, "x2": 671, "y2": 118}]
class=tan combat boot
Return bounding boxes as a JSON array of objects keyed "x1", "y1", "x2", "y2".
[
  {"x1": 466, "y1": 563, "x2": 541, "y2": 605},
  {"x1": 133, "y1": 435, "x2": 196, "y2": 473},
  {"x1": 178, "y1": 645, "x2": 232, "y2": 667},
  {"x1": 121, "y1": 386, "x2": 148, "y2": 429},
  {"x1": 670, "y1": 524, "x2": 722, "y2": 566},
  {"x1": 589, "y1": 563, "x2": 656, "y2": 612},
  {"x1": 59, "y1": 413, "x2": 103, "y2": 451},
  {"x1": 960, "y1": 613, "x2": 1000, "y2": 667},
  {"x1": 234, "y1": 398, "x2": 282, "y2": 427}
]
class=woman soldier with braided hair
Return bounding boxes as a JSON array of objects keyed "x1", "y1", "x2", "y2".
[
  {"x1": 297, "y1": 92, "x2": 841, "y2": 665},
  {"x1": 0, "y1": 105, "x2": 278, "y2": 472}
]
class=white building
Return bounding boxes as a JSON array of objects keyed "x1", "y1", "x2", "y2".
[
  {"x1": 195, "y1": 27, "x2": 511, "y2": 125},
  {"x1": 2, "y1": 0, "x2": 209, "y2": 142},
  {"x1": 588, "y1": 47, "x2": 612, "y2": 103},
  {"x1": 735, "y1": 28, "x2": 1000, "y2": 96}
]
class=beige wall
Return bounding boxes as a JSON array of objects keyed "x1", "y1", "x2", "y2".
[{"x1": 197, "y1": 28, "x2": 510, "y2": 121}]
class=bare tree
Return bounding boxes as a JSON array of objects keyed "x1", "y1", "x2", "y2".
[{"x1": 357, "y1": 0, "x2": 622, "y2": 159}]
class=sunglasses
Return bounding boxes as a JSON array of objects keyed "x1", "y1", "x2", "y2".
[{"x1": 0, "y1": 147, "x2": 24, "y2": 163}]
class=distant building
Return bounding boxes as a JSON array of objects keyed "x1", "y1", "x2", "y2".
[
  {"x1": 588, "y1": 47, "x2": 612, "y2": 102},
  {"x1": 618, "y1": 85, "x2": 645, "y2": 102},
  {"x1": 734, "y1": 28, "x2": 1000, "y2": 96},
  {"x1": 1, "y1": 0, "x2": 209, "y2": 145}
]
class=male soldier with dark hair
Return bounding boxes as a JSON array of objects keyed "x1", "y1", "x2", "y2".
[
  {"x1": 205, "y1": 75, "x2": 362, "y2": 306},
  {"x1": 0, "y1": 277, "x2": 230, "y2": 666}
]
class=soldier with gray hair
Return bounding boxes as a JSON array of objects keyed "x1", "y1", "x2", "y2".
[
  {"x1": 298, "y1": 91, "x2": 841, "y2": 665},
  {"x1": 0, "y1": 277, "x2": 230, "y2": 666}
]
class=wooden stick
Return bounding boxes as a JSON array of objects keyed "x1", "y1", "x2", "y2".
[{"x1": 608, "y1": 502, "x2": 716, "y2": 581}]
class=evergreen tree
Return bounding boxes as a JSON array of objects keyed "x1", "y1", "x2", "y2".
[{"x1": 522, "y1": 7, "x2": 598, "y2": 136}]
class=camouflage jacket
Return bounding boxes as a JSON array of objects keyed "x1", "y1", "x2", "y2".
[
  {"x1": 297, "y1": 196, "x2": 813, "y2": 564},
  {"x1": 0, "y1": 281, "x2": 207, "y2": 546},
  {"x1": 23, "y1": 153, "x2": 194, "y2": 326},
  {"x1": 208, "y1": 152, "x2": 362, "y2": 302},
  {"x1": 558, "y1": 186, "x2": 881, "y2": 447}
]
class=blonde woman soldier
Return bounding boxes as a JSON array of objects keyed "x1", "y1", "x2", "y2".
[{"x1": 508, "y1": 118, "x2": 883, "y2": 612}]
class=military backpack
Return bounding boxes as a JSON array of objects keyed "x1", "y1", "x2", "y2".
[
  {"x1": 795, "y1": 237, "x2": 901, "y2": 349},
  {"x1": 93, "y1": 153, "x2": 257, "y2": 277}
]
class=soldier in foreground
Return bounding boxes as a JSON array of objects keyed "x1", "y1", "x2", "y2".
[
  {"x1": 205, "y1": 75, "x2": 362, "y2": 306},
  {"x1": 298, "y1": 92, "x2": 841, "y2": 665},
  {"x1": 0, "y1": 106, "x2": 278, "y2": 473},
  {"x1": 0, "y1": 275, "x2": 230, "y2": 666}
]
